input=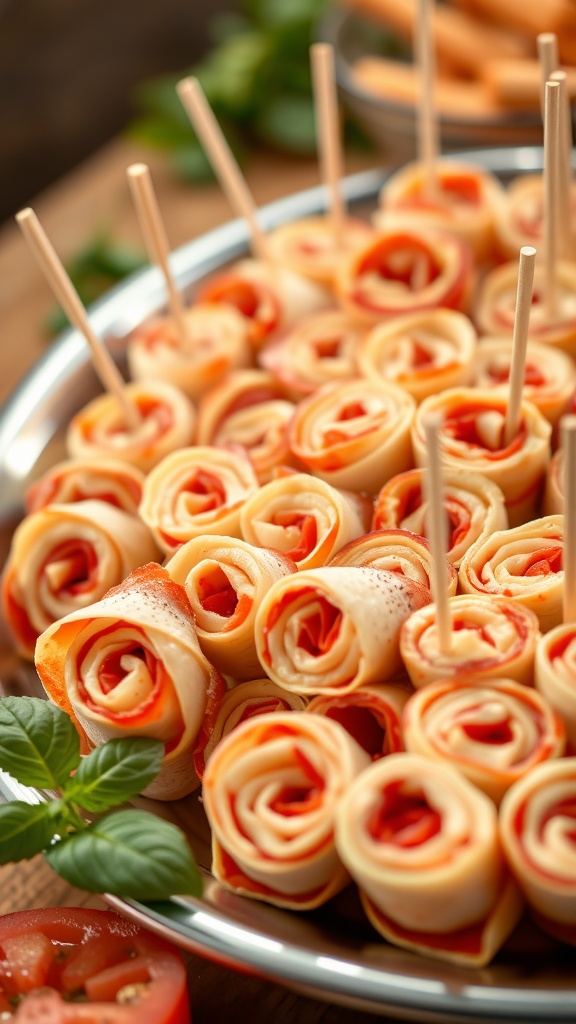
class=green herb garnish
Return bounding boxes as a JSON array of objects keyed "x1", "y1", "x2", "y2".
[
  {"x1": 0, "y1": 696, "x2": 202, "y2": 900},
  {"x1": 126, "y1": 0, "x2": 371, "y2": 181}
]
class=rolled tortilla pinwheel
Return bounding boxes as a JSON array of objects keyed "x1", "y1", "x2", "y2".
[
  {"x1": 34, "y1": 562, "x2": 224, "y2": 800},
  {"x1": 202, "y1": 711, "x2": 370, "y2": 909},
  {"x1": 258, "y1": 310, "x2": 364, "y2": 402},
  {"x1": 357, "y1": 308, "x2": 477, "y2": 403},
  {"x1": 458, "y1": 516, "x2": 564, "y2": 633},
  {"x1": 375, "y1": 159, "x2": 507, "y2": 261},
  {"x1": 543, "y1": 449, "x2": 564, "y2": 515},
  {"x1": 494, "y1": 174, "x2": 576, "y2": 261},
  {"x1": 2, "y1": 501, "x2": 160, "y2": 661},
  {"x1": 329, "y1": 528, "x2": 457, "y2": 596},
  {"x1": 25, "y1": 457, "x2": 145, "y2": 516},
  {"x1": 373, "y1": 467, "x2": 508, "y2": 568},
  {"x1": 126, "y1": 304, "x2": 251, "y2": 401},
  {"x1": 403, "y1": 677, "x2": 565, "y2": 804},
  {"x1": 254, "y1": 566, "x2": 429, "y2": 696},
  {"x1": 307, "y1": 680, "x2": 411, "y2": 761},
  {"x1": 239, "y1": 473, "x2": 372, "y2": 572},
  {"x1": 400, "y1": 594, "x2": 541, "y2": 690},
  {"x1": 535, "y1": 624, "x2": 576, "y2": 749},
  {"x1": 66, "y1": 380, "x2": 196, "y2": 474},
  {"x1": 336, "y1": 227, "x2": 473, "y2": 325},
  {"x1": 335, "y1": 753, "x2": 523, "y2": 966},
  {"x1": 475, "y1": 260, "x2": 576, "y2": 359},
  {"x1": 195, "y1": 678, "x2": 308, "y2": 779},
  {"x1": 412, "y1": 388, "x2": 551, "y2": 527},
  {"x1": 472, "y1": 338, "x2": 576, "y2": 428},
  {"x1": 265, "y1": 215, "x2": 374, "y2": 286},
  {"x1": 500, "y1": 758, "x2": 576, "y2": 945},
  {"x1": 195, "y1": 258, "x2": 331, "y2": 350},
  {"x1": 139, "y1": 445, "x2": 259, "y2": 555},
  {"x1": 164, "y1": 535, "x2": 296, "y2": 681},
  {"x1": 195, "y1": 370, "x2": 296, "y2": 484},
  {"x1": 289, "y1": 378, "x2": 416, "y2": 496}
]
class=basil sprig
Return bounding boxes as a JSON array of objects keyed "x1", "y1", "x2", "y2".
[{"x1": 0, "y1": 696, "x2": 202, "y2": 900}]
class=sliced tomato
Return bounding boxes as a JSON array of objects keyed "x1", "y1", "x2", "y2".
[{"x1": 0, "y1": 908, "x2": 190, "y2": 1024}]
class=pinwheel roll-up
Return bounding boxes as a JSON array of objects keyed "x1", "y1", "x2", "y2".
[
  {"x1": 543, "y1": 449, "x2": 564, "y2": 515},
  {"x1": 475, "y1": 261, "x2": 576, "y2": 359},
  {"x1": 2, "y1": 501, "x2": 160, "y2": 660},
  {"x1": 500, "y1": 758, "x2": 576, "y2": 944},
  {"x1": 335, "y1": 753, "x2": 523, "y2": 966},
  {"x1": 458, "y1": 516, "x2": 564, "y2": 633},
  {"x1": 494, "y1": 174, "x2": 576, "y2": 261},
  {"x1": 254, "y1": 566, "x2": 429, "y2": 696},
  {"x1": 164, "y1": 535, "x2": 296, "y2": 681},
  {"x1": 289, "y1": 378, "x2": 416, "y2": 496},
  {"x1": 266, "y1": 216, "x2": 374, "y2": 286},
  {"x1": 373, "y1": 468, "x2": 508, "y2": 568},
  {"x1": 202, "y1": 711, "x2": 370, "y2": 909},
  {"x1": 400, "y1": 594, "x2": 541, "y2": 690},
  {"x1": 66, "y1": 381, "x2": 196, "y2": 474},
  {"x1": 472, "y1": 338, "x2": 576, "y2": 428},
  {"x1": 329, "y1": 528, "x2": 457, "y2": 596},
  {"x1": 258, "y1": 311, "x2": 364, "y2": 402},
  {"x1": 412, "y1": 388, "x2": 551, "y2": 527},
  {"x1": 535, "y1": 624, "x2": 576, "y2": 748},
  {"x1": 307, "y1": 681, "x2": 411, "y2": 761},
  {"x1": 139, "y1": 446, "x2": 259, "y2": 555},
  {"x1": 196, "y1": 258, "x2": 331, "y2": 350},
  {"x1": 376, "y1": 160, "x2": 506, "y2": 262},
  {"x1": 25, "y1": 457, "x2": 145, "y2": 516},
  {"x1": 126, "y1": 304, "x2": 251, "y2": 401},
  {"x1": 239, "y1": 473, "x2": 371, "y2": 572},
  {"x1": 195, "y1": 369, "x2": 296, "y2": 483},
  {"x1": 336, "y1": 227, "x2": 473, "y2": 326},
  {"x1": 403, "y1": 678, "x2": 565, "y2": 805},
  {"x1": 35, "y1": 562, "x2": 222, "y2": 800},
  {"x1": 357, "y1": 308, "x2": 477, "y2": 403},
  {"x1": 196, "y1": 679, "x2": 308, "y2": 779}
]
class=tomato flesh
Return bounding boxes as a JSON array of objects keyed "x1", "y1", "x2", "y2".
[{"x1": 0, "y1": 908, "x2": 190, "y2": 1024}]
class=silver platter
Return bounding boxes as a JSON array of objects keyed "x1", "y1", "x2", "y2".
[{"x1": 1, "y1": 147, "x2": 575, "y2": 1022}]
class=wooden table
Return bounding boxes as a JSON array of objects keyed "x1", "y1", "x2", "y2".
[{"x1": 0, "y1": 137, "x2": 396, "y2": 1023}]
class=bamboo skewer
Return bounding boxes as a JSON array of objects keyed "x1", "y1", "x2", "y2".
[
  {"x1": 415, "y1": 0, "x2": 440, "y2": 200},
  {"x1": 423, "y1": 413, "x2": 452, "y2": 656},
  {"x1": 562, "y1": 415, "x2": 576, "y2": 623},
  {"x1": 544, "y1": 79, "x2": 561, "y2": 319},
  {"x1": 311, "y1": 43, "x2": 347, "y2": 248},
  {"x1": 504, "y1": 245, "x2": 537, "y2": 446},
  {"x1": 16, "y1": 208, "x2": 141, "y2": 430},
  {"x1": 177, "y1": 77, "x2": 270, "y2": 263},
  {"x1": 127, "y1": 163, "x2": 188, "y2": 345}
]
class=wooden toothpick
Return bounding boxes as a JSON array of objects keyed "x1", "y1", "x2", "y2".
[
  {"x1": 544, "y1": 79, "x2": 561, "y2": 320},
  {"x1": 415, "y1": 0, "x2": 439, "y2": 200},
  {"x1": 561, "y1": 415, "x2": 576, "y2": 623},
  {"x1": 16, "y1": 208, "x2": 141, "y2": 430},
  {"x1": 423, "y1": 412, "x2": 452, "y2": 655},
  {"x1": 311, "y1": 43, "x2": 346, "y2": 248},
  {"x1": 177, "y1": 77, "x2": 269, "y2": 263},
  {"x1": 127, "y1": 163, "x2": 188, "y2": 344},
  {"x1": 504, "y1": 245, "x2": 536, "y2": 446}
]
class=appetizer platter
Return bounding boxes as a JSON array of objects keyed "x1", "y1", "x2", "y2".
[{"x1": 1, "y1": 138, "x2": 576, "y2": 1021}]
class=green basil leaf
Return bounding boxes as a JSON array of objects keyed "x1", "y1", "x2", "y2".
[
  {"x1": 0, "y1": 697, "x2": 80, "y2": 788},
  {"x1": 0, "y1": 801, "x2": 58, "y2": 864},
  {"x1": 65, "y1": 738, "x2": 164, "y2": 812},
  {"x1": 45, "y1": 810, "x2": 203, "y2": 899}
]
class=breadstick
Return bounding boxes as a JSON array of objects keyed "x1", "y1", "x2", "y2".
[{"x1": 351, "y1": 58, "x2": 499, "y2": 118}]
